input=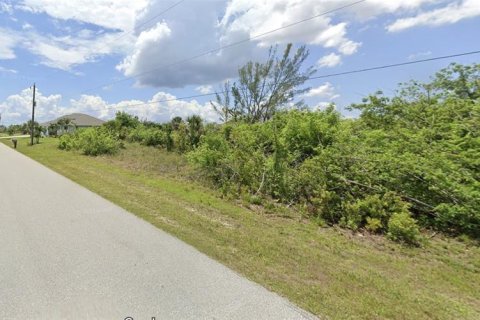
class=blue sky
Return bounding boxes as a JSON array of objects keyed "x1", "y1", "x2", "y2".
[{"x1": 0, "y1": 0, "x2": 479, "y2": 125}]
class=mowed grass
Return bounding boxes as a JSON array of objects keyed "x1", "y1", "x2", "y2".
[{"x1": 3, "y1": 137, "x2": 480, "y2": 319}]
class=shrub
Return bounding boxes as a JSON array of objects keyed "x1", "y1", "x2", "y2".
[
  {"x1": 58, "y1": 132, "x2": 79, "y2": 151},
  {"x1": 78, "y1": 128, "x2": 121, "y2": 156},
  {"x1": 387, "y1": 212, "x2": 422, "y2": 246},
  {"x1": 365, "y1": 217, "x2": 383, "y2": 233},
  {"x1": 343, "y1": 192, "x2": 410, "y2": 232},
  {"x1": 58, "y1": 128, "x2": 120, "y2": 156},
  {"x1": 141, "y1": 128, "x2": 167, "y2": 147}
]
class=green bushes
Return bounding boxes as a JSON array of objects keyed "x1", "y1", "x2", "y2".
[
  {"x1": 188, "y1": 93, "x2": 479, "y2": 241},
  {"x1": 58, "y1": 112, "x2": 207, "y2": 156},
  {"x1": 58, "y1": 127, "x2": 121, "y2": 156},
  {"x1": 342, "y1": 193, "x2": 410, "y2": 232},
  {"x1": 387, "y1": 212, "x2": 422, "y2": 246},
  {"x1": 57, "y1": 63, "x2": 480, "y2": 244},
  {"x1": 128, "y1": 126, "x2": 167, "y2": 147}
]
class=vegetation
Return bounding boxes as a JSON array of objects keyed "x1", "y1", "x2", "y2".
[
  {"x1": 3, "y1": 44, "x2": 478, "y2": 319},
  {"x1": 58, "y1": 127, "x2": 121, "y2": 156},
  {"x1": 3, "y1": 137, "x2": 479, "y2": 319},
  {"x1": 52, "y1": 54, "x2": 479, "y2": 244},
  {"x1": 211, "y1": 44, "x2": 314, "y2": 123}
]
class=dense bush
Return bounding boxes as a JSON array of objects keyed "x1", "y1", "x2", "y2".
[
  {"x1": 128, "y1": 126, "x2": 167, "y2": 147},
  {"x1": 188, "y1": 64, "x2": 480, "y2": 240},
  {"x1": 58, "y1": 127, "x2": 121, "y2": 156},
  {"x1": 387, "y1": 212, "x2": 422, "y2": 246},
  {"x1": 55, "y1": 63, "x2": 480, "y2": 244}
]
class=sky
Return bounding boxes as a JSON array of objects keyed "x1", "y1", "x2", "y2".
[{"x1": 0, "y1": 0, "x2": 479, "y2": 125}]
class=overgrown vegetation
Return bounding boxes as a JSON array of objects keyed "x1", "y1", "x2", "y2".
[
  {"x1": 58, "y1": 127, "x2": 121, "y2": 156},
  {"x1": 3, "y1": 137, "x2": 479, "y2": 319},
  {"x1": 51, "y1": 44, "x2": 479, "y2": 244}
]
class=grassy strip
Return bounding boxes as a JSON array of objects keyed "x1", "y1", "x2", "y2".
[{"x1": 4, "y1": 138, "x2": 480, "y2": 319}]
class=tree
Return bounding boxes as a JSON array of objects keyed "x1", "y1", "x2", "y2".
[
  {"x1": 186, "y1": 115, "x2": 203, "y2": 148},
  {"x1": 170, "y1": 116, "x2": 183, "y2": 130},
  {"x1": 432, "y1": 63, "x2": 480, "y2": 100},
  {"x1": 47, "y1": 123, "x2": 59, "y2": 137},
  {"x1": 214, "y1": 43, "x2": 315, "y2": 123},
  {"x1": 56, "y1": 118, "x2": 76, "y2": 135},
  {"x1": 211, "y1": 81, "x2": 237, "y2": 123}
]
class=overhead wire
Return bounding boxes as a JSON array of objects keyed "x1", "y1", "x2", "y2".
[
  {"x1": 98, "y1": 49, "x2": 480, "y2": 111},
  {"x1": 80, "y1": 0, "x2": 367, "y2": 94}
]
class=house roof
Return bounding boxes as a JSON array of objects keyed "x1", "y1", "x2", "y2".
[{"x1": 41, "y1": 113, "x2": 105, "y2": 127}]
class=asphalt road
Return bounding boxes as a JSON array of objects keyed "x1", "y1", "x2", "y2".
[{"x1": 0, "y1": 143, "x2": 316, "y2": 320}]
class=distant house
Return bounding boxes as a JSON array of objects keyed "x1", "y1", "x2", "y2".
[{"x1": 41, "y1": 113, "x2": 105, "y2": 136}]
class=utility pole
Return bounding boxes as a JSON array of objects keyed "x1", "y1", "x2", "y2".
[{"x1": 30, "y1": 83, "x2": 36, "y2": 146}]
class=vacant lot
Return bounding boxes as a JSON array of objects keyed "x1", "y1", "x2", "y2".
[{"x1": 4, "y1": 138, "x2": 480, "y2": 319}]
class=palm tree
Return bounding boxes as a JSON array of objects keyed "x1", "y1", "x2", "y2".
[
  {"x1": 56, "y1": 118, "x2": 76, "y2": 135},
  {"x1": 186, "y1": 115, "x2": 203, "y2": 148}
]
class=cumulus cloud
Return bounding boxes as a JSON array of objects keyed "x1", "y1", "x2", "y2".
[
  {"x1": 220, "y1": 0, "x2": 362, "y2": 52},
  {"x1": 387, "y1": 0, "x2": 480, "y2": 32},
  {"x1": 0, "y1": 89, "x2": 218, "y2": 125},
  {"x1": 2, "y1": 0, "x2": 478, "y2": 89},
  {"x1": 195, "y1": 85, "x2": 213, "y2": 94},
  {"x1": 317, "y1": 53, "x2": 342, "y2": 68},
  {"x1": 304, "y1": 82, "x2": 339, "y2": 100},
  {"x1": 0, "y1": 88, "x2": 62, "y2": 124},
  {"x1": 118, "y1": 0, "x2": 366, "y2": 88},
  {"x1": 117, "y1": 0, "x2": 259, "y2": 88}
]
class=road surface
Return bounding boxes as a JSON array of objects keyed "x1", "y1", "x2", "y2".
[{"x1": 0, "y1": 143, "x2": 316, "y2": 320}]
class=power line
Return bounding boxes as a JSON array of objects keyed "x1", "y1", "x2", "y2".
[
  {"x1": 81, "y1": 0, "x2": 367, "y2": 94},
  {"x1": 99, "y1": 49, "x2": 480, "y2": 111},
  {"x1": 108, "y1": 0, "x2": 185, "y2": 44},
  {"x1": 309, "y1": 50, "x2": 480, "y2": 80}
]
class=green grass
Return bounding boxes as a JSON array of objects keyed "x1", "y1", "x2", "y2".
[{"x1": 4, "y1": 138, "x2": 480, "y2": 319}]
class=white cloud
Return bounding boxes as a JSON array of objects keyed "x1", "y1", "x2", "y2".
[
  {"x1": 304, "y1": 82, "x2": 339, "y2": 100},
  {"x1": 0, "y1": 1, "x2": 13, "y2": 14},
  {"x1": 119, "y1": 0, "x2": 365, "y2": 88},
  {"x1": 0, "y1": 88, "x2": 62, "y2": 124},
  {"x1": 0, "y1": 89, "x2": 218, "y2": 125},
  {"x1": 407, "y1": 50, "x2": 432, "y2": 60},
  {"x1": 0, "y1": 0, "x2": 151, "y2": 70},
  {"x1": 349, "y1": 0, "x2": 440, "y2": 21},
  {"x1": 317, "y1": 53, "x2": 342, "y2": 68},
  {"x1": 22, "y1": 23, "x2": 33, "y2": 30},
  {"x1": 17, "y1": 0, "x2": 150, "y2": 31},
  {"x1": 139, "y1": 91, "x2": 218, "y2": 122},
  {"x1": 117, "y1": 0, "x2": 259, "y2": 88},
  {"x1": 221, "y1": 0, "x2": 362, "y2": 53},
  {"x1": 0, "y1": 66, "x2": 17, "y2": 74},
  {"x1": 1, "y1": 26, "x2": 133, "y2": 70},
  {"x1": 387, "y1": 0, "x2": 480, "y2": 32},
  {"x1": 2, "y1": 0, "x2": 478, "y2": 89},
  {"x1": 0, "y1": 29, "x2": 19, "y2": 59},
  {"x1": 116, "y1": 21, "x2": 172, "y2": 78},
  {"x1": 195, "y1": 85, "x2": 213, "y2": 94}
]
